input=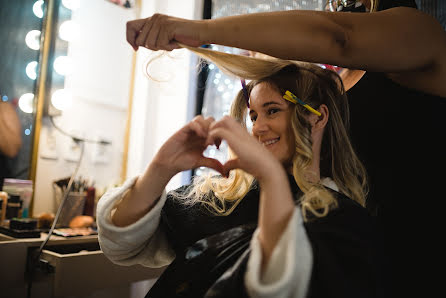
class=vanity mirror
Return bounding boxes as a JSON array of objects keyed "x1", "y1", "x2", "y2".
[{"x1": 1, "y1": 0, "x2": 137, "y2": 216}]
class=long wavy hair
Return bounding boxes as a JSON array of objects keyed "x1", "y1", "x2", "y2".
[{"x1": 168, "y1": 44, "x2": 368, "y2": 220}]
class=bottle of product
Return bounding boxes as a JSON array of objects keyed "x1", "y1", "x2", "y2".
[
  {"x1": 6, "y1": 195, "x2": 22, "y2": 219},
  {"x1": 0, "y1": 191, "x2": 8, "y2": 222}
]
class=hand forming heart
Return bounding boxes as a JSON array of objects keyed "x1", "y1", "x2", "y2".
[{"x1": 154, "y1": 115, "x2": 278, "y2": 181}]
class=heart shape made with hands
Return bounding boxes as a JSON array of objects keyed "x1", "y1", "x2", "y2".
[{"x1": 200, "y1": 139, "x2": 240, "y2": 178}]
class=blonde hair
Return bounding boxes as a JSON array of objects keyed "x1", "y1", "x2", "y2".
[{"x1": 170, "y1": 45, "x2": 368, "y2": 220}]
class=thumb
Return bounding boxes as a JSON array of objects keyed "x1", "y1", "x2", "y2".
[
  {"x1": 199, "y1": 157, "x2": 225, "y2": 176},
  {"x1": 222, "y1": 158, "x2": 240, "y2": 177}
]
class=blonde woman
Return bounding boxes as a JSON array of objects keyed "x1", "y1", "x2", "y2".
[
  {"x1": 125, "y1": 1, "x2": 446, "y2": 296},
  {"x1": 97, "y1": 55, "x2": 375, "y2": 297}
]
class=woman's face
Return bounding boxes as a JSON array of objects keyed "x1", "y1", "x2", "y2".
[{"x1": 249, "y1": 82, "x2": 296, "y2": 167}]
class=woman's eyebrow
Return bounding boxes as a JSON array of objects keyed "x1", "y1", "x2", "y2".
[{"x1": 249, "y1": 101, "x2": 282, "y2": 115}]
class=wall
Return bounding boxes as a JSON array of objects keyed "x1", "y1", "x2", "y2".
[
  {"x1": 33, "y1": 0, "x2": 136, "y2": 215},
  {"x1": 126, "y1": 0, "x2": 203, "y2": 191}
]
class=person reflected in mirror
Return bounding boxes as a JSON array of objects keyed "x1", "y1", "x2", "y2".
[
  {"x1": 97, "y1": 55, "x2": 376, "y2": 298},
  {"x1": 0, "y1": 101, "x2": 22, "y2": 189}
]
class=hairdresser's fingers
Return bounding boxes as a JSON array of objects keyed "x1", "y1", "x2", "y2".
[
  {"x1": 126, "y1": 19, "x2": 146, "y2": 51},
  {"x1": 199, "y1": 157, "x2": 225, "y2": 177},
  {"x1": 145, "y1": 15, "x2": 163, "y2": 50},
  {"x1": 135, "y1": 18, "x2": 155, "y2": 48}
]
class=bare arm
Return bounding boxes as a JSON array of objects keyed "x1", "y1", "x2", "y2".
[
  {"x1": 112, "y1": 116, "x2": 224, "y2": 227},
  {"x1": 0, "y1": 102, "x2": 22, "y2": 158},
  {"x1": 129, "y1": 7, "x2": 446, "y2": 96}
]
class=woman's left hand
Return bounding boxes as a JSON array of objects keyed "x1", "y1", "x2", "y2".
[{"x1": 206, "y1": 116, "x2": 282, "y2": 181}]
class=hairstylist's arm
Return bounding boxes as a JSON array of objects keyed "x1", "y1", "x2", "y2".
[
  {"x1": 206, "y1": 116, "x2": 295, "y2": 270},
  {"x1": 112, "y1": 116, "x2": 224, "y2": 227},
  {"x1": 128, "y1": 8, "x2": 446, "y2": 96}
]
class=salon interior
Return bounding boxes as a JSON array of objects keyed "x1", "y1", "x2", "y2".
[{"x1": 0, "y1": 0, "x2": 443, "y2": 297}]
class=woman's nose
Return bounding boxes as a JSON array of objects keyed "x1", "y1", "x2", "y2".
[{"x1": 252, "y1": 116, "x2": 268, "y2": 136}]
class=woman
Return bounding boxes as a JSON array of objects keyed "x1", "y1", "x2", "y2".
[
  {"x1": 125, "y1": 1, "x2": 446, "y2": 296},
  {"x1": 97, "y1": 55, "x2": 375, "y2": 297}
]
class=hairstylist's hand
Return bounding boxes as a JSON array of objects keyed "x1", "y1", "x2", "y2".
[
  {"x1": 153, "y1": 115, "x2": 224, "y2": 177},
  {"x1": 126, "y1": 14, "x2": 207, "y2": 51},
  {"x1": 206, "y1": 116, "x2": 282, "y2": 181}
]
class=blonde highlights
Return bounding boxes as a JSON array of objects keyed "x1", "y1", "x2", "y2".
[{"x1": 173, "y1": 44, "x2": 367, "y2": 219}]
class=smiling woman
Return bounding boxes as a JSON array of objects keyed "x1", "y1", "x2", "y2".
[{"x1": 97, "y1": 49, "x2": 375, "y2": 298}]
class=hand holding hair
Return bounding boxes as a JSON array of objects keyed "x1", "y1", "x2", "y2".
[{"x1": 126, "y1": 14, "x2": 206, "y2": 51}]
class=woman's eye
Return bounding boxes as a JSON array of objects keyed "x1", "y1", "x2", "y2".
[
  {"x1": 268, "y1": 108, "x2": 279, "y2": 115},
  {"x1": 250, "y1": 116, "x2": 257, "y2": 122}
]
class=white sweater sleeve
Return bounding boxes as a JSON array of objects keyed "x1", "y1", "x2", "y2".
[
  {"x1": 245, "y1": 207, "x2": 313, "y2": 298},
  {"x1": 96, "y1": 176, "x2": 175, "y2": 268}
]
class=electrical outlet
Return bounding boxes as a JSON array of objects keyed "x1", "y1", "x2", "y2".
[{"x1": 39, "y1": 126, "x2": 58, "y2": 160}]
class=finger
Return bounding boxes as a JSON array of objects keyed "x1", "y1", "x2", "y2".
[
  {"x1": 187, "y1": 121, "x2": 207, "y2": 138},
  {"x1": 199, "y1": 157, "x2": 225, "y2": 177},
  {"x1": 135, "y1": 17, "x2": 155, "y2": 48},
  {"x1": 222, "y1": 158, "x2": 240, "y2": 177},
  {"x1": 126, "y1": 19, "x2": 145, "y2": 50},
  {"x1": 146, "y1": 15, "x2": 162, "y2": 50}
]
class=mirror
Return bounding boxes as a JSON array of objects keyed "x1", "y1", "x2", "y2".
[
  {"x1": 1, "y1": 0, "x2": 137, "y2": 216},
  {"x1": 0, "y1": 0, "x2": 45, "y2": 188}
]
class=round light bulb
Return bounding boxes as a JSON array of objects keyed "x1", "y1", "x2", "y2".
[
  {"x1": 26, "y1": 61, "x2": 38, "y2": 80},
  {"x1": 33, "y1": 0, "x2": 44, "y2": 18},
  {"x1": 59, "y1": 20, "x2": 79, "y2": 42},
  {"x1": 62, "y1": 0, "x2": 80, "y2": 11},
  {"x1": 18, "y1": 93, "x2": 35, "y2": 114},
  {"x1": 51, "y1": 89, "x2": 72, "y2": 111},
  {"x1": 53, "y1": 56, "x2": 73, "y2": 76},
  {"x1": 25, "y1": 30, "x2": 41, "y2": 50}
]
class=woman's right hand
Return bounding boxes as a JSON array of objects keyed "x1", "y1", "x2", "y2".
[{"x1": 153, "y1": 115, "x2": 225, "y2": 177}]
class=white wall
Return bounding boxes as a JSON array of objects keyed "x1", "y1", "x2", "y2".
[
  {"x1": 33, "y1": 0, "x2": 136, "y2": 215},
  {"x1": 126, "y1": 0, "x2": 203, "y2": 191}
]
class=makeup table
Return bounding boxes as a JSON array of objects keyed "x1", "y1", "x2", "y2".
[{"x1": 0, "y1": 232, "x2": 164, "y2": 297}]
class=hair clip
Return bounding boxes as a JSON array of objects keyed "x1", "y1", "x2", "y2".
[
  {"x1": 240, "y1": 79, "x2": 250, "y2": 108},
  {"x1": 283, "y1": 91, "x2": 321, "y2": 116}
]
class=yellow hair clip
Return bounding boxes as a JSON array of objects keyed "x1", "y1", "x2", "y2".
[{"x1": 283, "y1": 91, "x2": 321, "y2": 116}]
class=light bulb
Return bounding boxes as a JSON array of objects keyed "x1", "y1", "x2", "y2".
[
  {"x1": 25, "y1": 30, "x2": 41, "y2": 50},
  {"x1": 51, "y1": 89, "x2": 72, "y2": 111},
  {"x1": 18, "y1": 93, "x2": 35, "y2": 114},
  {"x1": 33, "y1": 0, "x2": 44, "y2": 18},
  {"x1": 62, "y1": 0, "x2": 80, "y2": 11},
  {"x1": 53, "y1": 56, "x2": 73, "y2": 76},
  {"x1": 59, "y1": 20, "x2": 80, "y2": 42},
  {"x1": 26, "y1": 61, "x2": 38, "y2": 80}
]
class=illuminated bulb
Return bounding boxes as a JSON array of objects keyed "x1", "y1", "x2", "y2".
[
  {"x1": 53, "y1": 56, "x2": 73, "y2": 76},
  {"x1": 33, "y1": 0, "x2": 44, "y2": 18},
  {"x1": 26, "y1": 61, "x2": 38, "y2": 80},
  {"x1": 59, "y1": 20, "x2": 79, "y2": 42},
  {"x1": 25, "y1": 30, "x2": 41, "y2": 50},
  {"x1": 18, "y1": 93, "x2": 35, "y2": 114},
  {"x1": 51, "y1": 89, "x2": 72, "y2": 111},
  {"x1": 62, "y1": 0, "x2": 80, "y2": 10}
]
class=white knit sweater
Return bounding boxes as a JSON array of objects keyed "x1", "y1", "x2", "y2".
[{"x1": 96, "y1": 176, "x2": 330, "y2": 298}]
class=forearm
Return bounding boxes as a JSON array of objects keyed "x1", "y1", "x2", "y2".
[
  {"x1": 112, "y1": 159, "x2": 176, "y2": 227},
  {"x1": 205, "y1": 10, "x2": 345, "y2": 64},
  {"x1": 257, "y1": 163, "x2": 295, "y2": 271},
  {"x1": 203, "y1": 8, "x2": 446, "y2": 73}
]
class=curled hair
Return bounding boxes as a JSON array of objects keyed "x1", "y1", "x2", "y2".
[{"x1": 171, "y1": 44, "x2": 368, "y2": 220}]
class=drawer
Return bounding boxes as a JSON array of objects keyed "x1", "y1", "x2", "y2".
[{"x1": 41, "y1": 242, "x2": 165, "y2": 297}]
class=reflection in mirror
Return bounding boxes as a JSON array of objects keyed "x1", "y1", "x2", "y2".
[
  {"x1": 0, "y1": 0, "x2": 45, "y2": 188},
  {"x1": 32, "y1": 0, "x2": 135, "y2": 216}
]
